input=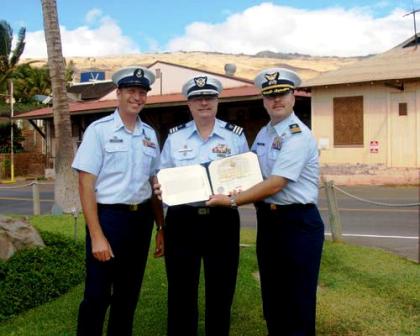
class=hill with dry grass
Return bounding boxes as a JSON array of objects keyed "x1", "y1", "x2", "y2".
[{"x1": 23, "y1": 51, "x2": 365, "y2": 82}]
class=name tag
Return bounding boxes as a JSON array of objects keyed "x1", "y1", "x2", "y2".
[{"x1": 110, "y1": 136, "x2": 123, "y2": 143}]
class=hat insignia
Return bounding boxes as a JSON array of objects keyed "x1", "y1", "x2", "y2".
[
  {"x1": 265, "y1": 72, "x2": 279, "y2": 85},
  {"x1": 194, "y1": 76, "x2": 207, "y2": 88},
  {"x1": 134, "y1": 68, "x2": 144, "y2": 78}
]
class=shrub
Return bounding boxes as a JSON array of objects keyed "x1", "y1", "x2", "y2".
[
  {"x1": 0, "y1": 231, "x2": 85, "y2": 321},
  {"x1": 0, "y1": 122, "x2": 24, "y2": 153}
]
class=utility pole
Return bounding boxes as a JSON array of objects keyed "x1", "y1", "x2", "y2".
[
  {"x1": 404, "y1": 8, "x2": 420, "y2": 46},
  {"x1": 1, "y1": 80, "x2": 16, "y2": 183},
  {"x1": 9, "y1": 79, "x2": 15, "y2": 182}
]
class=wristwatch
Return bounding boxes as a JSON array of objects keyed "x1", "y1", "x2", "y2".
[{"x1": 229, "y1": 195, "x2": 238, "y2": 209}]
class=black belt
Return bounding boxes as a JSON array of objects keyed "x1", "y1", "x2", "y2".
[
  {"x1": 183, "y1": 205, "x2": 211, "y2": 216},
  {"x1": 97, "y1": 200, "x2": 150, "y2": 212},
  {"x1": 173, "y1": 204, "x2": 234, "y2": 216},
  {"x1": 255, "y1": 202, "x2": 315, "y2": 211},
  {"x1": 196, "y1": 207, "x2": 211, "y2": 215}
]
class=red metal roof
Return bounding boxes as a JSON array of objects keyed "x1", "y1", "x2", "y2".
[{"x1": 16, "y1": 86, "x2": 309, "y2": 120}]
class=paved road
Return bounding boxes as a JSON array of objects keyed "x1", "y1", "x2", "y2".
[
  {"x1": 0, "y1": 183, "x2": 419, "y2": 262},
  {"x1": 239, "y1": 186, "x2": 419, "y2": 262},
  {"x1": 0, "y1": 182, "x2": 55, "y2": 215}
]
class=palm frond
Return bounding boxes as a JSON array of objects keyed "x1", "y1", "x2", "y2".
[
  {"x1": 0, "y1": 20, "x2": 13, "y2": 61},
  {"x1": 10, "y1": 27, "x2": 26, "y2": 67}
]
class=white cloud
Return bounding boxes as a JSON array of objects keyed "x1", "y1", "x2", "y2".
[
  {"x1": 166, "y1": 3, "x2": 414, "y2": 56},
  {"x1": 22, "y1": 12, "x2": 140, "y2": 58}
]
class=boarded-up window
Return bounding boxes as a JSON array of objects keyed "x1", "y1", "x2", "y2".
[
  {"x1": 333, "y1": 96, "x2": 363, "y2": 146},
  {"x1": 399, "y1": 103, "x2": 407, "y2": 116}
]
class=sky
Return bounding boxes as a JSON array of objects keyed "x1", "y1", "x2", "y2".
[{"x1": 2, "y1": 0, "x2": 420, "y2": 58}]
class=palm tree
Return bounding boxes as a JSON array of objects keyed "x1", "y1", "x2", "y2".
[
  {"x1": 13, "y1": 60, "x2": 75, "y2": 103},
  {"x1": 0, "y1": 20, "x2": 26, "y2": 92},
  {"x1": 41, "y1": 0, "x2": 80, "y2": 213},
  {"x1": 13, "y1": 64, "x2": 51, "y2": 102}
]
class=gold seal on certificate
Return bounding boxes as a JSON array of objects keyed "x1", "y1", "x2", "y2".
[{"x1": 157, "y1": 152, "x2": 263, "y2": 206}]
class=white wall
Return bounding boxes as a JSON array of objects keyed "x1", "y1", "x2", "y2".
[{"x1": 311, "y1": 82, "x2": 420, "y2": 168}]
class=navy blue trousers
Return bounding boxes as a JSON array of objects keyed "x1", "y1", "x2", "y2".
[
  {"x1": 165, "y1": 205, "x2": 240, "y2": 336},
  {"x1": 256, "y1": 203, "x2": 324, "y2": 336},
  {"x1": 77, "y1": 202, "x2": 154, "y2": 336}
]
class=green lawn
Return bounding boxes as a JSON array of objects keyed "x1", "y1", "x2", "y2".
[{"x1": 0, "y1": 216, "x2": 418, "y2": 335}]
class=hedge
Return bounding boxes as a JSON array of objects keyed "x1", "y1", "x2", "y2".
[{"x1": 0, "y1": 231, "x2": 85, "y2": 321}]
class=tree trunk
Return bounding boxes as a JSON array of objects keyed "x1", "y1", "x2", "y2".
[{"x1": 41, "y1": 0, "x2": 80, "y2": 213}]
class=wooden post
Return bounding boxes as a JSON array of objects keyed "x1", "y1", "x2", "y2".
[
  {"x1": 73, "y1": 216, "x2": 78, "y2": 241},
  {"x1": 71, "y1": 207, "x2": 78, "y2": 241},
  {"x1": 324, "y1": 180, "x2": 342, "y2": 242},
  {"x1": 32, "y1": 182, "x2": 41, "y2": 215}
]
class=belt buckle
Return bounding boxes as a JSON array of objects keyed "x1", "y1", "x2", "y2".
[
  {"x1": 270, "y1": 203, "x2": 277, "y2": 211},
  {"x1": 198, "y1": 208, "x2": 210, "y2": 215},
  {"x1": 129, "y1": 204, "x2": 138, "y2": 211}
]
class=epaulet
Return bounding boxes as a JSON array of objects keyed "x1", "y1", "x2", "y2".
[
  {"x1": 225, "y1": 123, "x2": 244, "y2": 136},
  {"x1": 289, "y1": 123, "x2": 302, "y2": 134},
  {"x1": 169, "y1": 123, "x2": 186, "y2": 134}
]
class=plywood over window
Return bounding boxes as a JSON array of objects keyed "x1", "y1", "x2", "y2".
[
  {"x1": 333, "y1": 96, "x2": 363, "y2": 146},
  {"x1": 398, "y1": 102, "x2": 408, "y2": 116}
]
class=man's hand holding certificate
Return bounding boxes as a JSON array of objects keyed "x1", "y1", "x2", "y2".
[{"x1": 157, "y1": 152, "x2": 262, "y2": 206}]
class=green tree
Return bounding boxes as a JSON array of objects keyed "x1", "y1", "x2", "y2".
[
  {"x1": 13, "y1": 64, "x2": 51, "y2": 103},
  {"x1": 0, "y1": 122, "x2": 24, "y2": 153},
  {"x1": 0, "y1": 20, "x2": 26, "y2": 93},
  {"x1": 64, "y1": 59, "x2": 75, "y2": 83},
  {"x1": 11, "y1": 60, "x2": 74, "y2": 103}
]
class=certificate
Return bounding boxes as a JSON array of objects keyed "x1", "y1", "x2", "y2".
[
  {"x1": 156, "y1": 165, "x2": 212, "y2": 206},
  {"x1": 208, "y1": 152, "x2": 263, "y2": 195},
  {"x1": 157, "y1": 152, "x2": 262, "y2": 206}
]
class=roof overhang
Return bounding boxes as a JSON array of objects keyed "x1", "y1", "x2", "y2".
[
  {"x1": 302, "y1": 77, "x2": 418, "y2": 90},
  {"x1": 15, "y1": 86, "x2": 310, "y2": 120}
]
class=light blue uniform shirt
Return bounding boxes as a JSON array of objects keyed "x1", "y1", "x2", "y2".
[
  {"x1": 72, "y1": 110, "x2": 160, "y2": 204},
  {"x1": 160, "y1": 119, "x2": 249, "y2": 168},
  {"x1": 251, "y1": 112, "x2": 320, "y2": 205}
]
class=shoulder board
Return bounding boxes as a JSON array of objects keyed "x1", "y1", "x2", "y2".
[
  {"x1": 169, "y1": 123, "x2": 186, "y2": 134},
  {"x1": 225, "y1": 123, "x2": 244, "y2": 136},
  {"x1": 289, "y1": 123, "x2": 302, "y2": 134}
]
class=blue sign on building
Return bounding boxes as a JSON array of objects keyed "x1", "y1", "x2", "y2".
[{"x1": 80, "y1": 71, "x2": 105, "y2": 82}]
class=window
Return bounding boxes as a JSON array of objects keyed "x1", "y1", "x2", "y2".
[
  {"x1": 333, "y1": 96, "x2": 363, "y2": 146},
  {"x1": 399, "y1": 103, "x2": 407, "y2": 116}
]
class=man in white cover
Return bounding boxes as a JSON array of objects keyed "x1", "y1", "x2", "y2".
[
  {"x1": 207, "y1": 68, "x2": 324, "y2": 336},
  {"x1": 159, "y1": 75, "x2": 248, "y2": 336},
  {"x1": 72, "y1": 66, "x2": 164, "y2": 336}
]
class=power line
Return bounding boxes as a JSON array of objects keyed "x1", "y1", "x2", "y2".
[{"x1": 404, "y1": 8, "x2": 420, "y2": 46}]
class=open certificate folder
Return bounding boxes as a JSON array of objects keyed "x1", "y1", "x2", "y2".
[{"x1": 157, "y1": 152, "x2": 263, "y2": 206}]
